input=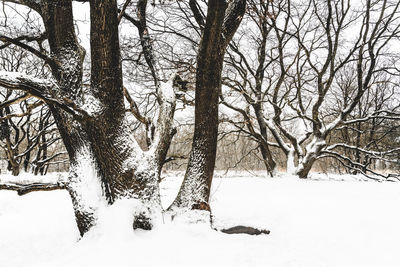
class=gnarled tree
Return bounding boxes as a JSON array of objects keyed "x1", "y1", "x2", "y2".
[
  {"x1": 222, "y1": 0, "x2": 400, "y2": 178},
  {"x1": 0, "y1": 0, "x2": 175, "y2": 236}
]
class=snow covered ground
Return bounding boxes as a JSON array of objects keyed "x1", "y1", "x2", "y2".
[{"x1": 1, "y1": 171, "x2": 400, "y2": 267}]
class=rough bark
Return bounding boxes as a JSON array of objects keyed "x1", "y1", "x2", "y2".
[
  {"x1": 295, "y1": 159, "x2": 316, "y2": 179},
  {"x1": 253, "y1": 103, "x2": 276, "y2": 176},
  {"x1": 0, "y1": 0, "x2": 174, "y2": 236},
  {"x1": 170, "y1": 0, "x2": 246, "y2": 211},
  {"x1": 122, "y1": 0, "x2": 177, "y2": 174}
]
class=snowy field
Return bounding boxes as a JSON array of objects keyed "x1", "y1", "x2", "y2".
[{"x1": 1, "y1": 172, "x2": 400, "y2": 267}]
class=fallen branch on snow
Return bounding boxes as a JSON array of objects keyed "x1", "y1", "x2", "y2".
[
  {"x1": 219, "y1": 225, "x2": 270, "y2": 235},
  {"x1": 0, "y1": 182, "x2": 66, "y2": 195}
]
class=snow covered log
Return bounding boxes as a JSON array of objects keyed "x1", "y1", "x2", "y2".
[{"x1": 0, "y1": 181, "x2": 66, "y2": 195}]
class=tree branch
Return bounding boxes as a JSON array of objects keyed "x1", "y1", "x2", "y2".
[
  {"x1": 189, "y1": 0, "x2": 205, "y2": 29},
  {"x1": 221, "y1": 0, "x2": 246, "y2": 48},
  {"x1": 0, "y1": 71, "x2": 88, "y2": 119},
  {"x1": 0, "y1": 181, "x2": 66, "y2": 195},
  {"x1": 0, "y1": 35, "x2": 55, "y2": 69},
  {"x1": 2, "y1": 0, "x2": 41, "y2": 12}
]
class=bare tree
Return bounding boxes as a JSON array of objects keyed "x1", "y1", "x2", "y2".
[
  {"x1": 222, "y1": 0, "x2": 400, "y2": 178},
  {"x1": 0, "y1": 0, "x2": 176, "y2": 236},
  {"x1": 322, "y1": 69, "x2": 400, "y2": 179}
]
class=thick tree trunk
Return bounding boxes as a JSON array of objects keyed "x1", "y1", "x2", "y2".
[
  {"x1": 295, "y1": 137, "x2": 325, "y2": 178},
  {"x1": 170, "y1": 0, "x2": 228, "y2": 210},
  {"x1": 295, "y1": 158, "x2": 315, "y2": 179},
  {"x1": 259, "y1": 144, "x2": 276, "y2": 175},
  {"x1": 11, "y1": 164, "x2": 20, "y2": 176},
  {"x1": 38, "y1": 0, "x2": 163, "y2": 235},
  {"x1": 170, "y1": 0, "x2": 246, "y2": 211},
  {"x1": 0, "y1": 0, "x2": 174, "y2": 236}
]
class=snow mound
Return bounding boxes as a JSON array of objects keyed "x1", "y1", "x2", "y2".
[{"x1": 1, "y1": 172, "x2": 400, "y2": 267}]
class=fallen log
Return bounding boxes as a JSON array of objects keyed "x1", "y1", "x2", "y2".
[
  {"x1": 0, "y1": 182, "x2": 66, "y2": 195},
  {"x1": 218, "y1": 225, "x2": 270, "y2": 235}
]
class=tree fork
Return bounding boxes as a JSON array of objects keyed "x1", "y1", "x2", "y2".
[{"x1": 170, "y1": 0, "x2": 246, "y2": 211}]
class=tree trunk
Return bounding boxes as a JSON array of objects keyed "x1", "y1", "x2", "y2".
[
  {"x1": 254, "y1": 103, "x2": 276, "y2": 176},
  {"x1": 295, "y1": 137, "x2": 325, "y2": 178},
  {"x1": 170, "y1": 0, "x2": 227, "y2": 210},
  {"x1": 11, "y1": 164, "x2": 20, "y2": 176},
  {"x1": 39, "y1": 0, "x2": 162, "y2": 235},
  {"x1": 171, "y1": 0, "x2": 246, "y2": 211},
  {"x1": 0, "y1": 0, "x2": 176, "y2": 236},
  {"x1": 295, "y1": 159, "x2": 315, "y2": 179},
  {"x1": 286, "y1": 149, "x2": 296, "y2": 175}
]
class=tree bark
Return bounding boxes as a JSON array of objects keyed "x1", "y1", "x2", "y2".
[
  {"x1": 4, "y1": 0, "x2": 165, "y2": 235},
  {"x1": 295, "y1": 159, "x2": 316, "y2": 179},
  {"x1": 170, "y1": 0, "x2": 246, "y2": 211},
  {"x1": 0, "y1": 0, "x2": 177, "y2": 236},
  {"x1": 253, "y1": 103, "x2": 276, "y2": 176}
]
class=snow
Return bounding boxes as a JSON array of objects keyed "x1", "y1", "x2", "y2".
[
  {"x1": 68, "y1": 145, "x2": 107, "y2": 215},
  {"x1": 0, "y1": 171, "x2": 67, "y2": 185},
  {"x1": 286, "y1": 149, "x2": 296, "y2": 174},
  {"x1": 0, "y1": 71, "x2": 54, "y2": 88},
  {"x1": 1, "y1": 172, "x2": 400, "y2": 267},
  {"x1": 81, "y1": 93, "x2": 104, "y2": 116},
  {"x1": 159, "y1": 78, "x2": 176, "y2": 104}
]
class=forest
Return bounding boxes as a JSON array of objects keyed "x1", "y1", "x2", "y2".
[{"x1": 0, "y1": 0, "x2": 399, "y2": 266}]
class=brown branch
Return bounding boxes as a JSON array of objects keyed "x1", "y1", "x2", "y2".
[
  {"x1": 0, "y1": 101, "x2": 43, "y2": 122},
  {"x1": 0, "y1": 32, "x2": 47, "y2": 50},
  {"x1": 221, "y1": 0, "x2": 247, "y2": 48},
  {"x1": 2, "y1": 0, "x2": 41, "y2": 12},
  {"x1": 118, "y1": 0, "x2": 132, "y2": 23},
  {"x1": 0, "y1": 93, "x2": 30, "y2": 110},
  {"x1": 123, "y1": 0, "x2": 159, "y2": 90},
  {"x1": 189, "y1": 0, "x2": 205, "y2": 29},
  {"x1": 0, "y1": 35, "x2": 55, "y2": 69},
  {"x1": 0, "y1": 72, "x2": 85, "y2": 119},
  {"x1": 123, "y1": 87, "x2": 149, "y2": 125},
  {"x1": 163, "y1": 154, "x2": 187, "y2": 164}
]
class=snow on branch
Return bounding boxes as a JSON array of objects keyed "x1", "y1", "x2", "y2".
[
  {"x1": 0, "y1": 93, "x2": 30, "y2": 110},
  {"x1": 343, "y1": 111, "x2": 400, "y2": 125},
  {"x1": 325, "y1": 143, "x2": 400, "y2": 158},
  {"x1": 319, "y1": 151, "x2": 400, "y2": 182},
  {"x1": 222, "y1": 0, "x2": 246, "y2": 48},
  {"x1": 0, "y1": 71, "x2": 90, "y2": 119},
  {"x1": 0, "y1": 71, "x2": 53, "y2": 96},
  {"x1": 148, "y1": 76, "x2": 176, "y2": 165}
]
